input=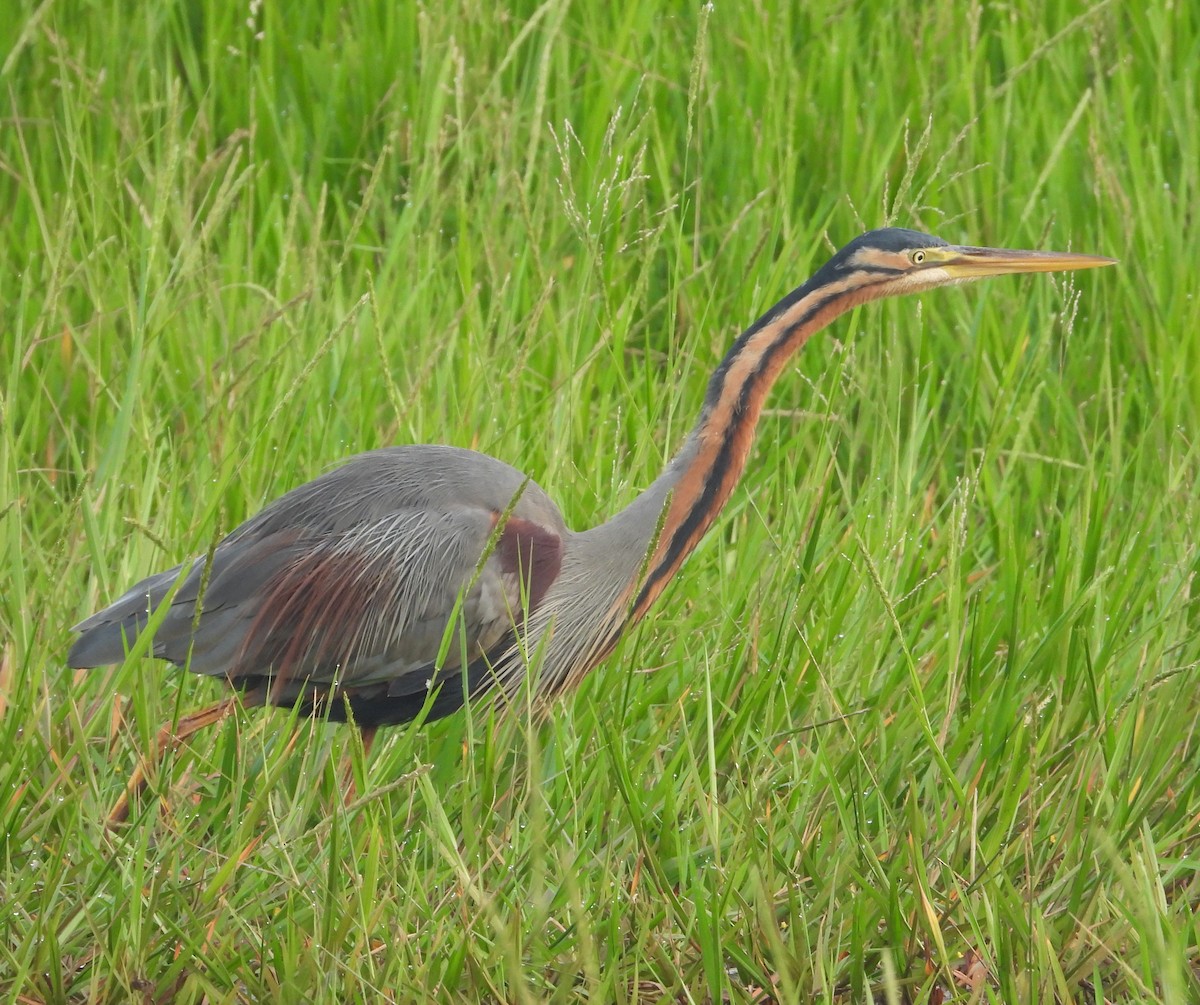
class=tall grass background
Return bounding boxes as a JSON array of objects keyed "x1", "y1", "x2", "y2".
[{"x1": 2, "y1": 1, "x2": 1197, "y2": 1001}]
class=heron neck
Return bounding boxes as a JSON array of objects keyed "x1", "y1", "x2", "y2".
[{"x1": 582, "y1": 267, "x2": 875, "y2": 625}]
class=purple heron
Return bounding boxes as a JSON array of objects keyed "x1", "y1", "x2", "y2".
[{"x1": 68, "y1": 228, "x2": 1115, "y2": 823}]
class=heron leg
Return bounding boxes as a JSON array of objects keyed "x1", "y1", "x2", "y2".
[{"x1": 107, "y1": 691, "x2": 264, "y2": 828}]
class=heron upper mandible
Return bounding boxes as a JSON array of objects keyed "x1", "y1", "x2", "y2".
[{"x1": 69, "y1": 227, "x2": 1115, "y2": 823}]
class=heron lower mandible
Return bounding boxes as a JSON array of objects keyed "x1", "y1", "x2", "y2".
[{"x1": 69, "y1": 228, "x2": 1115, "y2": 824}]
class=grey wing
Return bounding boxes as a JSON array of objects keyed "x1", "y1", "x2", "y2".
[
  {"x1": 67, "y1": 531, "x2": 310, "y2": 669},
  {"x1": 68, "y1": 446, "x2": 567, "y2": 704}
]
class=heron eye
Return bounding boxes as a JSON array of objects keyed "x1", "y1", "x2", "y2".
[{"x1": 911, "y1": 250, "x2": 926, "y2": 265}]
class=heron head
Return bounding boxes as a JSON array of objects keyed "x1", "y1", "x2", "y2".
[{"x1": 815, "y1": 227, "x2": 1116, "y2": 302}]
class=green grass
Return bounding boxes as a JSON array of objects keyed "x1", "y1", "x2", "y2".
[{"x1": 3, "y1": 0, "x2": 1198, "y2": 1001}]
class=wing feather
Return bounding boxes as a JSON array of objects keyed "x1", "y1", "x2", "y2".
[{"x1": 69, "y1": 446, "x2": 568, "y2": 722}]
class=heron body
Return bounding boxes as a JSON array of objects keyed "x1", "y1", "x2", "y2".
[{"x1": 69, "y1": 228, "x2": 1114, "y2": 821}]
